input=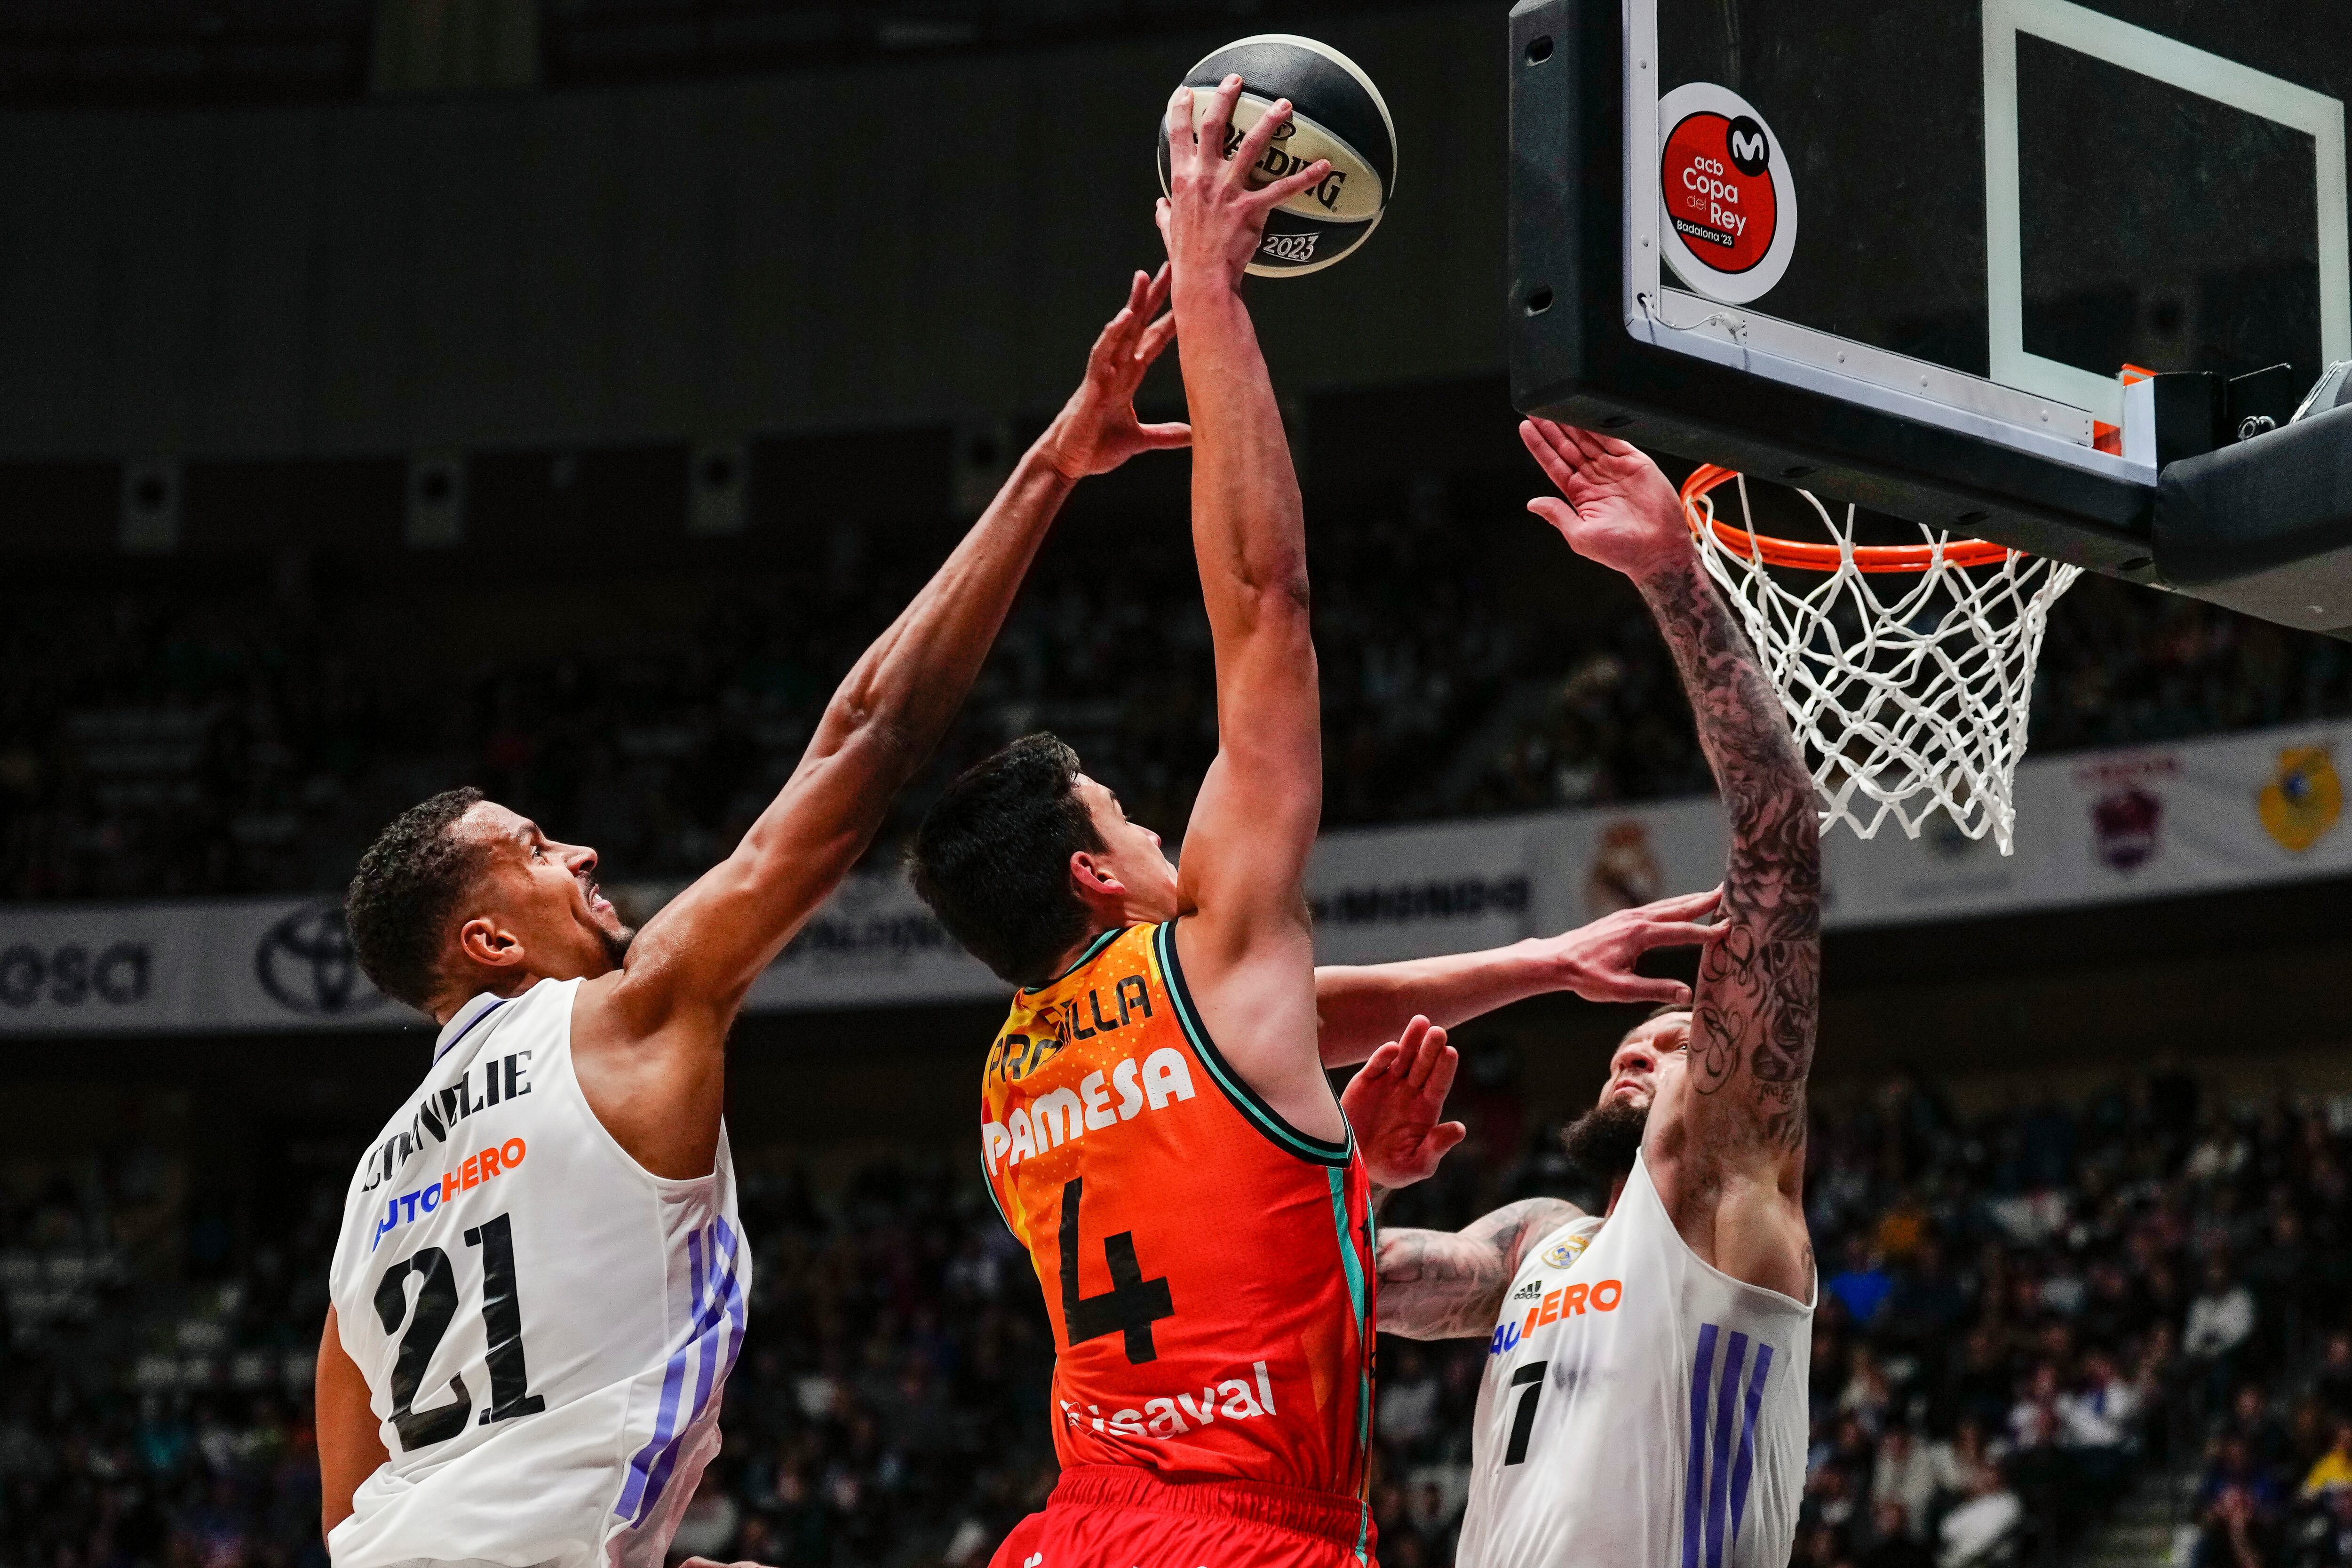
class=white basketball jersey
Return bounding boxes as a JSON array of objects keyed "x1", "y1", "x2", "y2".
[
  {"x1": 1454, "y1": 1153, "x2": 1812, "y2": 1568},
  {"x1": 326, "y1": 980, "x2": 747, "y2": 1568}
]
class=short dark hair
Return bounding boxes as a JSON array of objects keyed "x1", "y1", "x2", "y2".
[
  {"x1": 907, "y1": 734, "x2": 1104, "y2": 987},
  {"x1": 347, "y1": 787, "x2": 490, "y2": 1010}
]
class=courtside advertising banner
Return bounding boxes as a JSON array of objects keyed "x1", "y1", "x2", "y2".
[
  {"x1": 4, "y1": 721, "x2": 2350, "y2": 1033},
  {"x1": 0, "y1": 896, "x2": 427, "y2": 1036}
]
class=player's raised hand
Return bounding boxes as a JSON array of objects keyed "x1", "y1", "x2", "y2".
[
  {"x1": 1524, "y1": 886, "x2": 1725, "y2": 1007},
  {"x1": 1038, "y1": 264, "x2": 1191, "y2": 479},
  {"x1": 1157, "y1": 75, "x2": 1331, "y2": 291},
  {"x1": 1520, "y1": 416, "x2": 1693, "y2": 579},
  {"x1": 1342, "y1": 1016, "x2": 1466, "y2": 1192}
]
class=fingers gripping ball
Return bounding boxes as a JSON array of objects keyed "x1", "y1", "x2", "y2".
[{"x1": 1156, "y1": 35, "x2": 1398, "y2": 277}]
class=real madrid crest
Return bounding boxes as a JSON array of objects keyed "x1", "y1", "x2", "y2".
[{"x1": 1542, "y1": 1233, "x2": 1590, "y2": 1270}]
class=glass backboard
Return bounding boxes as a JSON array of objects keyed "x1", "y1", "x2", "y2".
[
  {"x1": 1507, "y1": 0, "x2": 2352, "y2": 614},
  {"x1": 1627, "y1": 0, "x2": 2347, "y2": 478}
]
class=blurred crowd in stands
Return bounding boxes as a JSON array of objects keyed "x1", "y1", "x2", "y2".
[
  {"x1": 12, "y1": 473, "x2": 2352, "y2": 908},
  {"x1": 7, "y1": 1061, "x2": 2352, "y2": 1567}
]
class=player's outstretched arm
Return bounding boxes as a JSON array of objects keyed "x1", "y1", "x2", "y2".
[
  {"x1": 1520, "y1": 417, "x2": 1820, "y2": 1295},
  {"x1": 574, "y1": 273, "x2": 1187, "y2": 1172},
  {"x1": 1155, "y1": 76, "x2": 1347, "y2": 1138},
  {"x1": 1347, "y1": 1018, "x2": 1583, "y2": 1338},
  {"x1": 1311, "y1": 887, "x2": 1724, "y2": 1067}
]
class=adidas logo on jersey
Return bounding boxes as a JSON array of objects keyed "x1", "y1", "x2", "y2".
[{"x1": 1511, "y1": 1280, "x2": 1545, "y2": 1302}]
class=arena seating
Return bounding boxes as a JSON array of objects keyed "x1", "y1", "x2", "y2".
[
  {"x1": 6, "y1": 496, "x2": 2347, "y2": 905},
  {"x1": 1, "y1": 1067, "x2": 2341, "y2": 1568}
]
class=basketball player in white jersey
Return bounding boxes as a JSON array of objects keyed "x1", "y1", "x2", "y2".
[
  {"x1": 314, "y1": 270, "x2": 1195, "y2": 1568},
  {"x1": 1350, "y1": 417, "x2": 1822, "y2": 1568}
]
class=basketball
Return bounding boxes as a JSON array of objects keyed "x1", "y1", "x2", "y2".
[{"x1": 1156, "y1": 34, "x2": 1398, "y2": 278}]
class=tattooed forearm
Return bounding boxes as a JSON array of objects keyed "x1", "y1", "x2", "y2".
[
  {"x1": 1377, "y1": 1198, "x2": 1581, "y2": 1340},
  {"x1": 1637, "y1": 555, "x2": 1821, "y2": 1146}
]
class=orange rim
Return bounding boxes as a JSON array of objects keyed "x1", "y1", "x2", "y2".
[{"x1": 1679, "y1": 465, "x2": 2017, "y2": 574}]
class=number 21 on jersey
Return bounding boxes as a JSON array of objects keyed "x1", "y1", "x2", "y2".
[{"x1": 372, "y1": 1211, "x2": 545, "y2": 1449}]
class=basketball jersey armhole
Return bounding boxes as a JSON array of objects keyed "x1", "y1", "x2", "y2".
[
  {"x1": 1153, "y1": 921, "x2": 1353, "y2": 1168},
  {"x1": 1629, "y1": 1153, "x2": 1818, "y2": 1314}
]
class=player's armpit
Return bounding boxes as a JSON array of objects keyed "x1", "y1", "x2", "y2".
[
  {"x1": 316, "y1": 1305, "x2": 388, "y2": 1542},
  {"x1": 1376, "y1": 1198, "x2": 1583, "y2": 1340}
]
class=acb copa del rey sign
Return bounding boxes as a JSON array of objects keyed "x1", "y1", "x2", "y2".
[{"x1": 0, "y1": 720, "x2": 2347, "y2": 1035}]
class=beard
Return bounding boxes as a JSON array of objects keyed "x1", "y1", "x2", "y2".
[
  {"x1": 1562, "y1": 1098, "x2": 1649, "y2": 1182},
  {"x1": 597, "y1": 923, "x2": 635, "y2": 971}
]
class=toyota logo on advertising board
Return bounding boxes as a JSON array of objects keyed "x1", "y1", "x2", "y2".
[{"x1": 254, "y1": 901, "x2": 385, "y2": 1017}]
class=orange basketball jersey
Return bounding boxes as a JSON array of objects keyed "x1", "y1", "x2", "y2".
[{"x1": 981, "y1": 922, "x2": 1376, "y2": 1518}]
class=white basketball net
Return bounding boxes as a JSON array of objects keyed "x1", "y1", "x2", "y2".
[{"x1": 1683, "y1": 472, "x2": 2082, "y2": 855}]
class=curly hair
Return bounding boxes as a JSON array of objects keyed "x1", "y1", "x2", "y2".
[
  {"x1": 346, "y1": 787, "x2": 489, "y2": 1011},
  {"x1": 906, "y1": 733, "x2": 1104, "y2": 987}
]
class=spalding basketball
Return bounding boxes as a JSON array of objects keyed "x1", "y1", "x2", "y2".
[{"x1": 1157, "y1": 34, "x2": 1398, "y2": 278}]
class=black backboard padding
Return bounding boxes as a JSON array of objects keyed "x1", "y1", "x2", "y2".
[{"x1": 2155, "y1": 402, "x2": 2352, "y2": 633}]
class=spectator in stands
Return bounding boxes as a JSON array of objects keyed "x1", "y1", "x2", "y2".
[
  {"x1": 2305, "y1": 1421, "x2": 2352, "y2": 1500},
  {"x1": 1869, "y1": 1425, "x2": 1939, "y2": 1541},
  {"x1": 2200, "y1": 1480, "x2": 2281, "y2": 1568},
  {"x1": 2058, "y1": 1346, "x2": 2141, "y2": 1501},
  {"x1": 2303, "y1": 1485, "x2": 2352, "y2": 1567},
  {"x1": 2186, "y1": 1258, "x2": 2260, "y2": 1401},
  {"x1": 1830, "y1": 1235, "x2": 1897, "y2": 1326},
  {"x1": 1937, "y1": 1450, "x2": 2024, "y2": 1568},
  {"x1": 2318, "y1": 1332, "x2": 2352, "y2": 1421}
]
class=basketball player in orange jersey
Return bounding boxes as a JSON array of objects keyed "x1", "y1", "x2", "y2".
[{"x1": 895, "y1": 81, "x2": 1730, "y2": 1568}]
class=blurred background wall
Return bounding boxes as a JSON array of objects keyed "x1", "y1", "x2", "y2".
[{"x1": 0, "y1": 3, "x2": 1504, "y2": 462}]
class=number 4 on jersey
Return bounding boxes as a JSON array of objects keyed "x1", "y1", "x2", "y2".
[{"x1": 1057, "y1": 1177, "x2": 1174, "y2": 1364}]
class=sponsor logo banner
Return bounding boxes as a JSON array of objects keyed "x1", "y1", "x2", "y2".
[
  {"x1": 7, "y1": 721, "x2": 2352, "y2": 1032},
  {"x1": 0, "y1": 896, "x2": 420, "y2": 1036}
]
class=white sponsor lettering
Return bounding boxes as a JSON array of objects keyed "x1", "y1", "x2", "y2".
[
  {"x1": 1066, "y1": 1361, "x2": 1280, "y2": 1435},
  {"x1": 1681, "y1": 166, "x2": 1743, "y2": 206},
  {"x1": 1142, "y1": 1047, "x2": 1195, "y2": 1109},
  {"x1": 984, "y1": 1046, "x2": 1196, "y2": 1172},
  {"x1": 1080, "y1": 1070, "x2": 1118, "y2": 1130}
]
